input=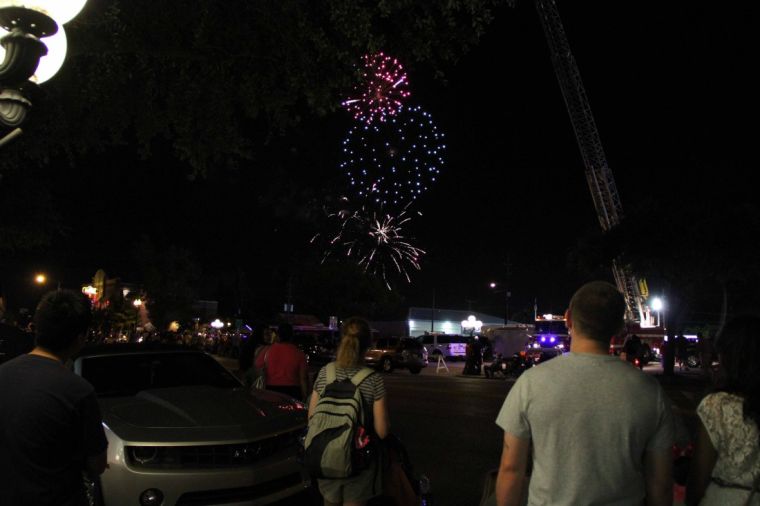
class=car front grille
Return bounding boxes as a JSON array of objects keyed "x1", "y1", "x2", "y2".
[
  {"x1": 125, "y1": 430, "x2": 301, "y2": 469},
  {"x1": 176, "y1": 472, "x2": 304, "y2": 505}
]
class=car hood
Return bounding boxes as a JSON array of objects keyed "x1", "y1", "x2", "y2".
[{"x1": 99, "y1": 386, "x2": 306, "y2": 443}]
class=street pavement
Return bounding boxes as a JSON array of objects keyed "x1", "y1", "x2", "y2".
[
  {"x1": 215, "y1": 353, "x2": 709, "y2": 416},
  {"x1": 214, "y1": 354, "x2": 709, "y2": 506}
]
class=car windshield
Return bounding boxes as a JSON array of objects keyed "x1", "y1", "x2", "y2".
[
  {"x1": 402, "y1": 339, "x2": 422, "y2": 350},
  {"x1": 535, "y1": 320, "x2": 567, "y2": 335},
  {"x1": 80, "y1": 352, "x2": 241, "y2": 397}
]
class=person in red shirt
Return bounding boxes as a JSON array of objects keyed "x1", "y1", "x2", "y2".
[{"x1": 255, "y1": 323, "x2": 309, "y2": 401}]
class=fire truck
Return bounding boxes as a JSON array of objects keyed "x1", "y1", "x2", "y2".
[
  {"x1": 527, "y1": 314, "x2": 570, "y2": 351},
  {"x1": 610, "y1": 323, "x2": 666, "y2": 364}
]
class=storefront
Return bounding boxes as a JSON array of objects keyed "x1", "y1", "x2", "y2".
[{"x1": 407, "y1": 307, "x2": 504, "y2": 337}]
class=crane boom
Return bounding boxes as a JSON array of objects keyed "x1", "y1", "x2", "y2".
[{"x1": 533, "y1": 0, "x2": 647, "y2": 322}]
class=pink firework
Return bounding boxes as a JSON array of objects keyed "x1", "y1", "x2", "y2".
[{"x1": 342, "y1": 52, "x2": 411, "y2": 124}]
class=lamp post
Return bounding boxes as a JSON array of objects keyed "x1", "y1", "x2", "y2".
[
  {"x1": 489, "y1": 282, "x2": 511, "y2": 325},
  {"x1": 650, "y1": 296, "x2": 664, "y2": 328},
  {"x1": 131, "y1": 298, "x2": 143, "y2": 341},
  {"x1": 0, "y1": 0, "x2": 89, "y2": 145}
]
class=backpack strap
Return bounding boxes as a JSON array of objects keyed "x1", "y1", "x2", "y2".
[
  {"x1": 350, "y1": 367, "x2": 375, "y2": 387},
  {"x1": 326, "y1": 362, "x2": 337, "y2": 384}
]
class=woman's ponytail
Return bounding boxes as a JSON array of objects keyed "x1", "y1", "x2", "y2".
[{"x1": 336, "y1": 317, "x2": 371, "y2": 368}]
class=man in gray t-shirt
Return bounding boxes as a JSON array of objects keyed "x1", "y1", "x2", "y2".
[{"x1": 493, "y1": 282, "x2": 674, "y2": 506}]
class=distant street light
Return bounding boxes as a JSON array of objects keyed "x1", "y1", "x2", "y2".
[
  {"x1": 650, "y1": 296, "x2": 664, "y2": 328},
  {"x1": 488, "y1": 281, "x2": 511, "y2": 325},
  {"x1": 132, "y1": 298, "x2": 143, "y2": 308},
  {"x1": 34, "y1": 271, "x2": 60, "y2": 289}
]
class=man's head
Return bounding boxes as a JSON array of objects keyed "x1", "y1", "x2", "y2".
[
  {"x1": 277, "y1": 322, "x2": 294, "y2": 343},
  {"x1": 567, "y1": 281, "x2": 625, "y2": 345},
  {"x1": 34, "y1": 290, "x2": 92, "y2": 353}
]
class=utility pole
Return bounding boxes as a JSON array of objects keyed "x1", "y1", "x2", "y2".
[
  {"x1": 504, "y1": 255, "x2": 512, "y2": 325},
  {"x1": 430, "y1": 288, "x2": 436, "y2": 333},
  {"x1": 284, "y1": 274, "x2": 294, "y2": 313}
]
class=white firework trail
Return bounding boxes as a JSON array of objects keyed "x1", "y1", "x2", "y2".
[{"x1": 311, "y1": 200, "x2": 425, "y2": 289}]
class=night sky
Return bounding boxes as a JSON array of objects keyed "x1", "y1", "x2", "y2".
[{"x1": 2, "y1": 2, "x2": 754, "y2": 322}]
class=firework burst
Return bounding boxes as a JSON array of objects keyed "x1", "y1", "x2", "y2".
[
  {"x1": 311, "y1": 199, "x2": 425, "y2": 289},
  {"x1": 342, "y1": 52, "x2": 411, "y2": 124},
  {"x1": 340, "y1": 104, "x2": 446, "y2": 208}
]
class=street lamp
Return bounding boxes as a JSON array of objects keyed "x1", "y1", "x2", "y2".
[
  {"x1": 34, "y1": 271, "x2": 60, "y2": 289},
  {"x1": 650, "y1": 296, "x2": 664, "y2": 328},
  {"x1": 489, "y1": 281, "x2": 511, "y2": 325},
  {"x1": 0, "y1": 0, "x2": 89, "y2": 145}
]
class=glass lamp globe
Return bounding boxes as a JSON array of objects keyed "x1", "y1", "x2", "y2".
[
  {"x1": 6, "y1": 0, "x2": 89, "y2": 25},
  {"x1": 30, "y1": 24, "x2": 65, "y2": 83}
]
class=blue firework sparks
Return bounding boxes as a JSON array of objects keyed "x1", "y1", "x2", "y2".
[{"x1": 340, "y1": 105, "x2": 446, "y2": 208}]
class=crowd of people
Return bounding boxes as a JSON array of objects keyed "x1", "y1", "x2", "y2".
[{"x1": 1, "y1": 284, "x2": 758, "y2": 506}]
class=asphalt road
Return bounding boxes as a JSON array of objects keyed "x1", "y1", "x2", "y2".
[
  {"x1": 381, "y1": 367, "x2": 513, "y2": 505},
  {"x1": 215, "y1": 356, "x2": 706, "y2": 506},
  {"x1": 217, "y1": 356, "x2": 514, "y2": 505}
]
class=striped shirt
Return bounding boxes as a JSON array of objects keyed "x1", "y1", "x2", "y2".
[{"x1": 313, "y1": 363, "x2": 386, "y2": 406}]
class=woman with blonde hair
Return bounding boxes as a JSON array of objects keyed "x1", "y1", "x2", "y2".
[{"x1": 308, "y1": 317, "x2": 390, "y2": 506}]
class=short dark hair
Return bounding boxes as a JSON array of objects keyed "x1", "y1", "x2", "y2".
[
  {"x1": 714, "y1": 315, "x2": 760, "y2": 438},
  {"x1": 34, "y1": 290, "x2": 92, "y2": 352},
  {"x1": 277, "y1": 322, "x2": 294, "y2": 343},
  {"x1": 569, "y1": 281, "x2": 625, "y2": 344}
]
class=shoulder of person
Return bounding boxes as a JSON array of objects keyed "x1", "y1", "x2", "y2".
[
  {"x1": 698, "y1": 391, "x2": 738, "y2": 412},
  {"x1": 64, "y1": 368, "x2": 98, "y2": 396},
  {"x1": 369, "y1": 369, "x2": 385, "y2": 387}
]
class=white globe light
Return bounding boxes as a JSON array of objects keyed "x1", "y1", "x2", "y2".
[
  {"x1": 30, "y1": 25, "x2": 66, "y2": 84},
  {"x1": 4, "y1": 0, "x2": 89, "y2": 25},
  {"x1": 650, "y1": 297, "x2": 663, "y2": 312}
]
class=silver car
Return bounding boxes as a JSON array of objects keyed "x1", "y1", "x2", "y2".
[{"x1": 73, "y1": 345, "x2": 310, "y2": 506}]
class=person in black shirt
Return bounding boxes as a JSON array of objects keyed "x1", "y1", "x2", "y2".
[
  {"x1": 0, "y1": 290, "x2": 108, "y2": 506},
  {"x1": 622, "y1": 334, "x2": 642, "y2": 361}
]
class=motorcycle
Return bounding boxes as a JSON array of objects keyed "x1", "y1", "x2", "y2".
[
  {"x1": 622, "y1": 351, "x2": 644, "y2": 370},
  {"x1": 484, "y1": 352, "x2": 532, "y2": 379}
]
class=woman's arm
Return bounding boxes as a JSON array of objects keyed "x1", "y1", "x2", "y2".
[
  {"x1": 308, "y1": 390, "x2": 319, "y2": 419},
  {"x1": 685, "y1": 418, "x2": 717, "y2": 506},
  {"x1": 373, "y1": 396, "x2": 390, "y2": 439}
]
